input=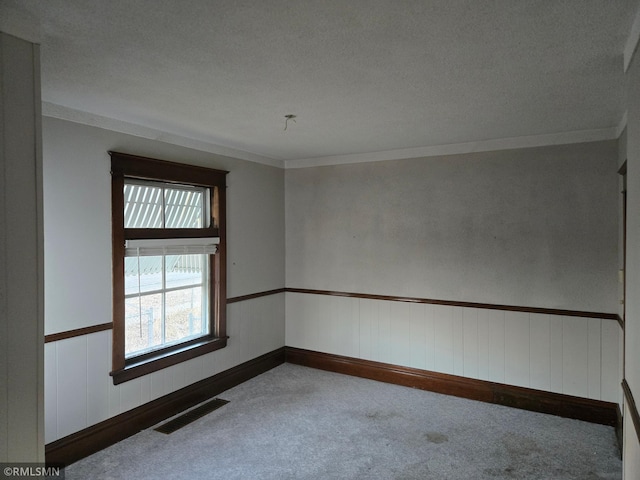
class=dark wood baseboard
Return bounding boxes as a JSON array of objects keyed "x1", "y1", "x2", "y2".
[
  {"x1": 616, "y1": 404, "x2": 623, "y2": 458},
  {"x1": 45, "y1": 345, "x2": 620, "y2": 467},
  {"x1": 46, "y1": 347, "x2": 285, "y2": 466},
  {"x1": 285, "y1": 347, "x2": 618, "y2": 427}
]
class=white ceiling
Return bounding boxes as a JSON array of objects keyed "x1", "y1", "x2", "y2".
[{"x1": 1, "y1": 1, "x2": 639, "y2": 166}]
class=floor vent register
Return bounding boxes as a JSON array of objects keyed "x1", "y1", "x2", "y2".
[{"x1": 154, "y1": 398, "x2": 229, "y2": 434}]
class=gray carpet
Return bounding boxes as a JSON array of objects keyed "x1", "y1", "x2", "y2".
[{"x1": 66, "y1": 364, "x2": 621, "y2": 479}]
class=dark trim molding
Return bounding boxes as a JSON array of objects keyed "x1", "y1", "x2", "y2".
[
  {"x1": 285, "y1": 288, "x2": 618, "y2": 321},
  {"x1": 111, "y1": 337, "x2": 228, "y2": 385},
  {"x1": 45, "y1": 288, "x2": 287, "y2": 344},
  {"x1": 623, "y1": 379, "x2": 640, "y2": 445},
  {"x1": 618, "y1": 160, "x2": 627, "y2": 176},
  {"x1": 285, "y1": 347, "x2": 618, "y2": 426},
  {"x1": 227, "y1": 288, "x2": 286, "y2": 304},
  {"x1": 616, "y1": 404, "x2": 623, "y2": 458},
  {"x1": 46, "y1": 347, "x2": 285, "y2": 466},
  {"x1": 45, "y1": 323, "x2": 112, "y2": 343},
  {"x1": 43, "y1": 287, "x2": 618, "y2": 344}
]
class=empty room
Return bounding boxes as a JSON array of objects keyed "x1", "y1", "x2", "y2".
[{"x1": 2, "y1": 1, "x2": 640, "y2": 479}]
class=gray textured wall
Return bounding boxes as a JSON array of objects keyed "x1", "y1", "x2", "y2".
[
  {"x1": 286, "y1": 141, "x2": 618, "y2": 312},
  {"x1": 43, "y1": 117, "x2": 285, "y2": 334}
]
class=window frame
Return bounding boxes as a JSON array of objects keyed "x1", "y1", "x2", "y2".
[{"x1": 110, "y1": 151, "x2": 228, "y2": 385}]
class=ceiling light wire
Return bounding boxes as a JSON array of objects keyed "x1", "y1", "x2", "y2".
[{"x1": 284, "y1": 114, "x2": 297, "y2": 131}]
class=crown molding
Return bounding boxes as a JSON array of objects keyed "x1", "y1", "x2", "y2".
[
  {"x1": 284, "y1": 127, "x2": 619, "y2": 169},
  {"x1": 41, "y1": 102, "x2": 284, "y2": 169},
  {"x1": 42, "y1": 103, "x2": 621, "y2": 171},
  {"x1": 625, "y1": 3, "x2": 640, "y2": 73}
]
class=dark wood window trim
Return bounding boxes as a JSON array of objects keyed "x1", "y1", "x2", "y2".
[{"x1": 110, "y1": 152, "x2": 228, "y2": 385}]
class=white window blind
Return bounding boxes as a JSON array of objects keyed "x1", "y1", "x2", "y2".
[{"x1": 125, "y1": 237, "x2": 219, "y2": 257}]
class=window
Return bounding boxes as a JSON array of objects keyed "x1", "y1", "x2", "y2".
[{"x1": 110, "y1": 152, "x2": 228, "y2": 384}]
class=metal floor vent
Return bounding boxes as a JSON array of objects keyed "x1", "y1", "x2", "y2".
[{"x1": 154, "y1": 398, "x2": 229, "y2": 434}]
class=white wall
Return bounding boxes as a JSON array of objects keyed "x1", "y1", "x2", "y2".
[
  {"x1": 42, "y1": 117, "x2": 285, "y2": 443},
  {"x1": 0, "y1": 33, "x2": 45, "y2": 461},
  {"x1": 623, "y1": 30, "x2": 640, "y2": 480},
  {"x1": 286, "y1": 141, "x2": 621, "y2": 402}
]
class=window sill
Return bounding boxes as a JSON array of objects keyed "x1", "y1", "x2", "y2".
[{"x1": 110, "y1": 336, "x2": 228, "y2": 385}]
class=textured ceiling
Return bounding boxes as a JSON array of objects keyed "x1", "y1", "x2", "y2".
[{"x1": 1, "y1": 0, "x2": 638, "y2": 163}]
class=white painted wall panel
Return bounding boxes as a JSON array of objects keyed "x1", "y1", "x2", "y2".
[
  {"x1": 358, "y1": 299, "x2": 376, "y2": 361},
  {"x1": 529, "y1": 314, "x2": 550, "y2": 392},
  {"x1": 151, "y1": 368, "x2": 173, "y2": 402},
  {"x1": 452, "y1": 308, "x2": 464, "y2": 377},
  {"x1": 44, "y1": 344, "x2": 57, "y2": 444},
  {"x1": 139, "y1": 376, "x2": 151, "y2": 406},
  {"x1": 424, "y1": 304, "x2": 436, "y2": 372},
  {"x1": 329, "y1": 296, "x2": 356, "y2": 358},
  {"x1": 172, "y1": 362, "x2": 190, "y2": 392},
  {"x1": 487, "y1": 311, "x2": 506, "y2": 384},
  {"x1": 433, "y1": 305, "x2": 455, "y2": 375},
  {"x1": 389, "y1": 302, "x2": 412, "y2": 367},
  {"x1": 119, "y1": 378, "x2": 142, "y2": 415},
  {"x1": 56, "y1": 337, "x2": 88, "y2": 438},
  {"x1": 377, "y1": 301, "x2": 392, "y2": 365},
  {"x1": 86, "y1": 331, "x2": 110, "y2": 427},
  {"x1": 463, "y1": 308, "x2": 479, "y2": 379},
  {"x1": 409, "y1": 303, "x2": 427, "y2": 370},
  {"x1": 601, "y1": 320, "x2": 621, "y2": 404},
  {"x1": 476, "y1": 309, "x2": 490, "y2": 381},
  {"x1": 562, "y1": 316, "x2": 589, "y2": 398},
  {"x1": 504, "y1": 312, "x2": 530, "y2": 388},
  {"x1": 587, "y1": 318, "x2": 602, "y2": 400},
  {"x1": 549, "y1": 315, "x2": 564, "y2": 394},
  {"x1": 624, "y1": 403, "x2": 640, "y2": 480},
  {"x1": 46, "y1": 294, "x2": 285, "y2": 443},
  {"x1": 285, "y1": 292, "x2": 620, "y2": 404},
  {"x1": 284, "y1": 292, "x2": 304, "y2": 349},
  {"x1": 107, "y1": 369, "x2": 121, "y2": 418}
]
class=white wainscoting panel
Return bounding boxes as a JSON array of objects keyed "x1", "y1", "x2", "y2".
[
  {"x1": 45, "y1": 293, "x2": 285, "y2": 444},
  {"x1": 602, "y1": 319, "x2": 624, "y2": 405},
  {"x1": 44, "y1": 343, "x2": 58, "y2": 444},
  {"x1": 86, "y1": 331, "x2": 110, "y2": 428},
  {"x1": 285, "y1": 292, "x2": 621, "y2": 403},
  {"x1": 529, "y1": 314, "x2": 551, "y2": 392},
  {"x1": 487, "y1": 310, "x2": 506, "y2": 384},
  {"x1": 55, "y1": 336, "x2": 88, "y2": 439}
]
